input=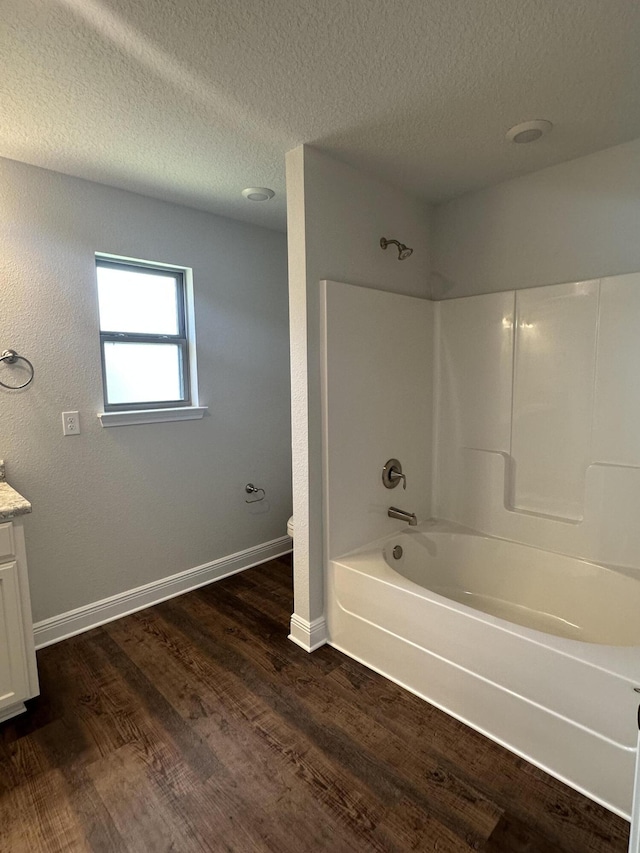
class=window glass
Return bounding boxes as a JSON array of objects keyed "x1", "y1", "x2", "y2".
[
  {"x1": 103, "y1": 342, "x2": 184, "y2": 405},
  {"x1": 96, "y1": 257, "x2": 191, "y2": 411},
  {"x1": 97, "y1": 265, "x2": 180, "y2": 335}
]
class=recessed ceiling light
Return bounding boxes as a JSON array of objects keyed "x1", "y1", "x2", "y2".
[
  {"x1": 242, "y1": 187, "x2": 275, "y2": 202},
  {"x1": 506, "y1": 120, "x2": 553, "y2": 144}
]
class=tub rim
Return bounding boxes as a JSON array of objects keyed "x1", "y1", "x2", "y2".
[{"x1": 331, "y1": 522, "x2": 640, "y2": 680}]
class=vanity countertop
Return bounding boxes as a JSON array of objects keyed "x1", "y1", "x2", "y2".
[{"x1": 0, "y1": 461, "x2": 31, "y2": 520}]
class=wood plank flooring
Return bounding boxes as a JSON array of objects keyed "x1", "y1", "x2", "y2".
[{"x1": 0, "y1": 555, "x2": 630, "y2": 852}]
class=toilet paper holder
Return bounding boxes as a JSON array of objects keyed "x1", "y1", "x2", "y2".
[{"x1": 245, "y1": 483, "x2": 266, "y2": 503}]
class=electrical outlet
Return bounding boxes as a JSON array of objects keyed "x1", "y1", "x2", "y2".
[{"x1": 62, "y1": 411, "x2": 80, "y2": 435}]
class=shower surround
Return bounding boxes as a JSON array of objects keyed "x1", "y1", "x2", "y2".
[
  {"x1": 321, "y1": 275, "x2": 640, "y2": 817},
  {"x1": 435, "y1": 274, "x2": 640, "y2": 566}
]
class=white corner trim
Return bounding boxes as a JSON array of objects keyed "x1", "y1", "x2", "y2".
[
  {"x1": 33, "y1": 536, "x2": 292, "y2": 649},
  {"x1": 97, "y1": 406, "x2": 208, "y2": 427},
  {"x1": 288, "y1": 613, "x2": 328, "y2": 652}
]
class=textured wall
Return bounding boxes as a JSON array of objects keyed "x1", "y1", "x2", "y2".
[
  {"x1": 434, "y1": 274, "x2": 640, "y2": 571},
  {"x1": 432, "y1": 137, "x2": 640, "y2": 299},
  {"x1": 286, "y1": 145, "x2": 432, "y2": 626},
  {"x1": 0, "y1": 157, "x2": 291, "y2": 621}
]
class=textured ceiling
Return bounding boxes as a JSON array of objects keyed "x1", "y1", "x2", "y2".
[{"x1": 2, "y1": 0, "x2": 640, "y2": 231}]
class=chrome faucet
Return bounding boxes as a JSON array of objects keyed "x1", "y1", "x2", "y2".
[{"x1": 388, "y1": 506, "x2": 417, "y2": 526}]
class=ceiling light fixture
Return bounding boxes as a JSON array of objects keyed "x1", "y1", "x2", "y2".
[
  {"x1": 506, "y1": 120, "x2": 553, "y2": 144},
  {"x1": 242, "y1": 187, "x2": 275, "y2": 202}
]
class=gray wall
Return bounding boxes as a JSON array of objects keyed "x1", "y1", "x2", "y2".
[
  {"x1": 286, "y1": 145, "x2": 432, "y2": 630},
  {"x1": 0, "y1": 157, "x2": 291, "y2": 621},
  {"x1": 432, "y1": 137, "x2": 640, "y2": 298}
]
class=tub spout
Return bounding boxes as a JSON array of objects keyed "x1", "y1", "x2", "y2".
[{"x1": 388, "y1": 506, "x2": 417, "y2": 526}]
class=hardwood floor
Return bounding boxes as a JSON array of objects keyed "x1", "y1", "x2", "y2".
[{"x1": 0, "y1": 555, "x2": 630, "y2": 852}]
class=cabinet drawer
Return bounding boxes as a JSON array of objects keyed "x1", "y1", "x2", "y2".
[{"x1": 0, "y1": 524, "x2": 14, "y2": 561}]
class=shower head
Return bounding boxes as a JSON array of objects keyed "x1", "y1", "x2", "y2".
[{"x1": 380, "y1": 237, "x2": 413, "y2": 260}]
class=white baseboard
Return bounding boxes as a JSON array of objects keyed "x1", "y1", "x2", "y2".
[
  {"x1": 288, "y1": 613, "x2": 328, "y2": 652},
  {"x1": 0, "y1": 702, "x2": 27, "y2": 724},
  {"x1": 33, "y1": 536, "x2": 292, "y2": 650}
]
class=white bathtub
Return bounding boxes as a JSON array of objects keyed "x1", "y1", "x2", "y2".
[{"x1": 326, "y1": 520, "x2": 640, "y2": 818}]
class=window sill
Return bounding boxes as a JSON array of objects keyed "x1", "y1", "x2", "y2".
[{"x1": 97, "y1": 406, "x2": 207, "y2": 428}]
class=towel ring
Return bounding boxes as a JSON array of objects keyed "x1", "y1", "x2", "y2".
[
  {"x1": 0, "y1": 350, "x2": 35, "y2": 390},
  {"x1": 245, "y1": 483, "x2": 266, "y2": 504}
]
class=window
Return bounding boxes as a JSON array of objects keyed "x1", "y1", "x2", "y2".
[{"x1": 96, "y1": 256, "x2": 203, "y2": 423}]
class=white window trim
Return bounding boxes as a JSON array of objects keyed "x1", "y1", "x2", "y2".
[{"x1": 97, "y1": 406, "x2": 207, "y2": 428}]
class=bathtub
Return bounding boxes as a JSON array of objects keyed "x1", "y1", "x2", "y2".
[{"x1": 326, "y1": 520, "x2": 640, "y2": 818}]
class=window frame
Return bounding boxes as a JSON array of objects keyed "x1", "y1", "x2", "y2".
[{"x1": 96, "y1": 256, "x2": 192, "y2": 412}]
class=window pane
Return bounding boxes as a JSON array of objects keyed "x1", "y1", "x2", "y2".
[
  {"x1": 103, "y1": 342, "x2": 185, "y2": 405},
  {"x1": 97, "y1": 265, "x2": 180, "y2": 334}
]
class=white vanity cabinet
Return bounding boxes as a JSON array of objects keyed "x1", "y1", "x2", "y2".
[{"x1": 0, "y1": 520, "x2": 39, "y2": 723}]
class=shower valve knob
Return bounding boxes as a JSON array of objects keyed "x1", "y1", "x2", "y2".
[{"x1": 382, "y1": 459, "x2": 406, "y2": 490}]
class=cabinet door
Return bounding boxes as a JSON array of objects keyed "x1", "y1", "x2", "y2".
[{"x1": 0, "y1": 561, "x2": 29, "y2": 711}]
